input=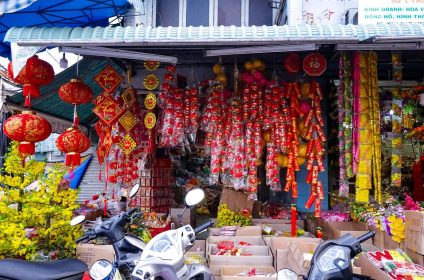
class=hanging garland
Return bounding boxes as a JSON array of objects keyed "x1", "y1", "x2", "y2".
[
  {"x1": 337, "y1": 54, "x2": 349, "y2": 197},
  {"x1": 353, "y1": 52, "x2": 381, "y2": 203},
  {"x1": 391, "y1": 52, "x2": 403, "y2": 189}
]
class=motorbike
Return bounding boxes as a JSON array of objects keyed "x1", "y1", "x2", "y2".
[
  {"x1": 277, "y1": 231, "x2": 375, "y2": 280},
  {"x1": 76, "y1": 183, "x2": 146, "y2": 279},
  {"x1": 0, "y1": 184, "x2": 144, "y2": 280},
  {"x1": 89, "y1": 188, "x2": 214, "y2": 280}
]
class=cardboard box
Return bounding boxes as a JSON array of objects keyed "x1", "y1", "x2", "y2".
[
  {"x1": 383, "y1": 233, "x2": 404, "y2": 250},
  {"x1": 405, "y1": 210, "x2": 424, "y2": 254},
  {"x1": 286, "y1": 241, "x2": 321, "y2": 275},
  {"x1": 324, "y1": 222, "x2": 371, "y2": 244},
  {"x1": 269, "y1": 237, "x2": 323, "y2": 271},
  {"x1": 207, "y1": 236, "x2": 265, "y2": 253},
  {"x1": 209, "y1": 246, "x2": 273, "y2": 276},
  {"x1": 220, "y1": 188, "x2": 254, "y2": 213},
  {"x1": 170, "y1": 208, "x2": 195, "y2": 228},
  {"x1": 252, "y1": 218, "x2": 305, "y2": 229},
  {"x1": 235, "y1": 226, "x2": 262, "y2": 236},
  {"x1": 369, "y1": 227, "x2": 384, "y2": 248},
  {"x1": 76, "y1": 244, "x2": 115, "y2": 268},
  {"x1": 355, "y1": 253, "x2": 392, "y2": 280},
  {"x1": 221, "y1": 266, "x2": 276, "y2": 280},
  {"x1": 188, "y1": 239, "x2": 206, "y2": 257},
  {"x1": 405, "y1": 248, "x2": 424, "y2": 265}
]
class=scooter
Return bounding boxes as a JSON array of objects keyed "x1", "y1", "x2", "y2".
[
  {"x1": 277, "y1": 231, "x2": 375, "y2": 280},
  {"x1": 89, "y1": 188, "x2": 214, "y2": 280},
  {"x1": 75, "y1": 183, "x2": 146, "y2": 279},
  {"x1": 0, "y1": 184, "x2": 145, "y2": 280}
]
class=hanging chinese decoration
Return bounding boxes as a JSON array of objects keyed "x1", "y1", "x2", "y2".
[
  {"x1": 337, "y1": 53, "x2": 354, "y2": 197},
  {"x1": 159, "y1": 65, "x2": 188, "y2": 147},
  {"x1": 391, "y1": 52, "x2": 403, "y2": 190},
  {"x1": 8, "y1": 55, "x2": 54, "y2": 107},
  {"x1": 56, "y1": 127, "x2": 90, "y2": 167},
  {"x1": 352, "y1": 51, "x2": 381, "y2": 203},
  {"x1": 3, "y1": 111, "x2": 52, "y2": 155},
  {"x1": 58, "y1": 78, "x2": 93, "y2": 126},
  {"x1": 143, "y1": 62, "x2": 159, "y2": 151},
  {"x1": 302, "y1": 80, "x2": 326, "y2": 217},
  {"x1": 57, "y1": 78, "x2": 93, "y2": 167}
]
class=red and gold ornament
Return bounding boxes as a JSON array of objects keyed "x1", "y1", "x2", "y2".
[
  {"x1": 8, "y1": 55, "x2": 54, "y2": 107},
  {"x1": 56, "y1": 127, "x2": 90, "y2": 167},
  {"x1": 3, "y1": 111, "x2": 52, "y2": 155}
]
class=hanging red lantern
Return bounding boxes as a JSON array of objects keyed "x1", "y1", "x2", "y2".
[
  {"x1": 58, "y1": 79, "x2": 93, "y2": 105},
  {"x1": 124, "y1": 177, "x2": 131, "y2": 183},
  {"x1": 56, "y1": 127, "x2": 90, "y2": 167},
  {"x1": 109, "y1": 161, "x2": 118, "y2": 170},
  {"x1": 8, "y1": 56, "x2": 54, "y2": 106},
  {"x1": 3, "y1": 111, "x2": 52, "y2": 155},
  {"x1": 108, "y1": 175, "x2": 117, "y2": 184},
  {"x1": 131, "y1": 173, "x2": 138, "y2": 179}
]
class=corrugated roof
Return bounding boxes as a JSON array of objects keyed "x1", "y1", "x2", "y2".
[
  {"x1": 5, "y1": 23, "x2": 424, "y2": 46},
  {"x1": 7, "y1": 58, "x2": 124, "y2": 126}
]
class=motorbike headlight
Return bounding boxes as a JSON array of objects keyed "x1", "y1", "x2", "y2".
[{"x1": 316, "y1": 246, "x2": 349, "y2": 272}]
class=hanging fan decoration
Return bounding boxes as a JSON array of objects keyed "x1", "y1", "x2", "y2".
[{"x1": 8, "y1": 55, "x2": 54, "y2": 107}]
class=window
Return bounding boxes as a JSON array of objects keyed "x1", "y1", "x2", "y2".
[
  {"x1": 218, "y1": 0, "x2": 242, "y2": 26},
  {"x1": 249, "y1": 0, "x2": 273, "y2": 26},
  {"x1": 156, "y1": 0, "x2": 179, "y2": 27},
  {"x1": 186, "y1": 0, "x2": 209, "y2": 26}
]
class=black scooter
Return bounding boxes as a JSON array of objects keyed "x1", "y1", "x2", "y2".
[
  {"x1": 278, "y1": 231, "x2": 375, "y2": 280},
  {"x1": 0, "y1": 184, "x2": 144, "y2": 280}
]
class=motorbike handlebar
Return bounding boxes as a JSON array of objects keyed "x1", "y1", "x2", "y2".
[
  {"x1": 75, "y1": 234, "x2": 89, "y2": 243},
  {"x1": 128, "y1": 207, "x2": 138, "y2": 216},
  {"x1": 357, "y1": 231, "x2": 375, "y2": 243},
  {"x1": 194, "y1": 220, "x2": 214, "y2": 234}
]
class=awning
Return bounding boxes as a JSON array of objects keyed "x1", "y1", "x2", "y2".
[
  {"x1": 0, "y1": 0, "x2": 130, "y2": 58},
  {"x1": 5, "y1": 23, "x2": 424, "y2": 47}
]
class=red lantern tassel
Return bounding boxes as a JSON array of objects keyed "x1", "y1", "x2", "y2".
[
  {"x1": 98, "y1": 169, "x2": 102, "y2": 181},
  {"x1": 23, "y1": 84, "x2": 40, "y2": 98},
  {"x1": 19, "y1": 142, "x2": 35, "y2": 155},
  {"x1": 66, "y1": 153, "x2": 81, "y2": 167},
  {"x1": 24, "y1": 96, "x2": 31, "y2": 107},
  {"x1": 103, "y1": 198, "x2": 108, "y2": 217}
]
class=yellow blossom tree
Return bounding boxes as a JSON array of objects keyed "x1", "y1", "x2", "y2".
[{"x1": 0, "y1": 141, "x2": 82, "y2": 260}]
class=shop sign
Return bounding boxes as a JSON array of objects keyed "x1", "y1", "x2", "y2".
[
  {"x1": 358, "y1": 0, "x2": 424, "y2": 24},
  {"x1": 303, "y1": 53, "x2": 327, "y2": 77}
]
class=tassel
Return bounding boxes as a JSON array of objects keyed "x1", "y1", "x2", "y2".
[
  {"x1": 73, "y1": 105, "x2": 79, "y2": 127},
  {"x1": 19, "y1": 142, "x2": 35, "y2": 155},
  {"x1": 66, "y1": 153, "x2": 81, "y2": 167},
  {"x1": 23, "y1": 84, "x2": 40, "y2": 98},
  {"x1": 98, "y1": 169, "x2": 102, "y2": 181},
  {"x1": 69, "y1": 168, "x2": 75, "y2": 180},
  {"x1": 24, "y1": 96, "x2": 30, "y2": 107},
  {"x1": 103, "y1": 198, "x2": 108, "y2": 217}
]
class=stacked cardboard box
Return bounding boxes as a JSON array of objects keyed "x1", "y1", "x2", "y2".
[
  {"x1": 206, "y1": 236, "x2": 272, "y2": 279},
  {"x1": 405, "y1": 210, "x2": 424, "y2": 265},
  {"x1": 221, "y1": 266, "x2": 276, "y2": 280}
]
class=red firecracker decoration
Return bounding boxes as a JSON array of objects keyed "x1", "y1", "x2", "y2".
[
  {"x1": 3, "y1": 111, "x2": 52, "y2": 155},
  {"x1": 56, "y1": 127, "x2": 90, "y2": 167},
  {"x1": 8, "y1": 56, "x2": 54, "y2": 107}
]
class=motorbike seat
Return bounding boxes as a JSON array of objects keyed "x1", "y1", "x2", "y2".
[{"x1": 0, "y1": 258, "x2": 87, "y2": 280}]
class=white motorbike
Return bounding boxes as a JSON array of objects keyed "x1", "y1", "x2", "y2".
[{"x1": 90, "y1": 188, "x2": 214, "y2": 280}]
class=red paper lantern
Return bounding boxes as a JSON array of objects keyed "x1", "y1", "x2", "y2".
[
  {"x1": 109, "y1": 161, "x2": 118, "y2": 170},
  {"x1": 56, "y1": 127, "x2": 90, "y2": 167},
  {"x1": 108, "y1": 175, "x2": 117, "y2": 184},
  {"x1": 58, "y1": 79, "x2": 93, "y2": 105},
  {"x1": 3, "y1": 111, "x2": 52, "y2": 155},
  {"x1": 8, "y1": 56, "x2": 54, "y2": 104}
]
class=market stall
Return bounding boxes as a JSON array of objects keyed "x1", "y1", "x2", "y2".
[{"x1": 1, "y1": 21, "x2": 424, "y2": 279}]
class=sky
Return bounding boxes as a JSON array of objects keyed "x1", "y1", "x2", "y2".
[{"x1": 0, "y1": 47, "x2": 80, "y2": 74}]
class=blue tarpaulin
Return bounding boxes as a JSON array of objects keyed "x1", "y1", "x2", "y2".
[
  {"x1": 64, "y1": 154, "x2": 92, "y2": 190},
  {"x1": 0, "y1": 0, "x2": 130, "y2": 58}
]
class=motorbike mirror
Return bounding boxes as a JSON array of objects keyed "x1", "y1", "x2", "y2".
[
  {"x1": 184, "y1": 188, "x2": 205, "y2": 207},
  {"x1": 277, "y1": 269, "x2": 298, "y2": 280},
  {"x1": 89, "y1": 259, "x2": 113, "y2": 280},
  {"x1": 129, "y1": 183, "x2": 140, "y2": 198},
  {"x1": 70, "y1": 215, "x2": 86, "y2": 226}
]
